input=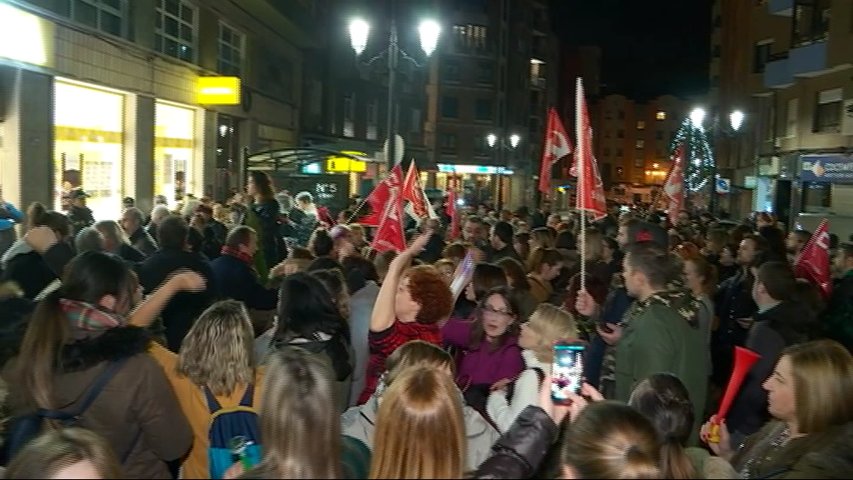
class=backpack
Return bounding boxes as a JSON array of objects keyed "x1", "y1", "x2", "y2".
[
  {"x1": 0, "y1": 358, "x2": 128, "y2": 466},
  {"x1": 205, "y1": 384, "x2": 262, "y2": 479}
]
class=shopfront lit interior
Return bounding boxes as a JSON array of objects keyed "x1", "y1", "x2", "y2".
[
  {"x1": 54, "y1": 79, "x2": 126, "y2": 221},
  {"x1": 155, "y1": 102, "x2": 197, "y2": 204},
  {"x1": 435, "y1": 164, "x2": 512, "y2": 207}
]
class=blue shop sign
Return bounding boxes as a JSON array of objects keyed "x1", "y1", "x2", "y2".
[{"x1": 800, "y1": 155, "x2": 853, "y2": 184}]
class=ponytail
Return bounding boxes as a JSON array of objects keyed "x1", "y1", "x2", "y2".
[
  {"x1": 658, "y1": 438, "x2": 695, "y2": 479},
  {"x1": 15, "y1": 289, "x2": 70, "y2": 409},
  {"x1": 621, "y1": 445, "x2": 663, "y2": 479}
]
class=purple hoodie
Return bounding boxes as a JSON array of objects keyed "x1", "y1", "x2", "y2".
[{"x1": 442, "y1": 317, "x2": 524, "y2": 387}]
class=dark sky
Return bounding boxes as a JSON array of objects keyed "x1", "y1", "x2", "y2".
[{"x1": 552, "y1": 0, "x2": 713, "y2": 100}]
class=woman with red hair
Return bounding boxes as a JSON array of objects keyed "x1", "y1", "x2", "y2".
[{"x1": 358, "y1": 232, "x2": 454, "y2": 404}]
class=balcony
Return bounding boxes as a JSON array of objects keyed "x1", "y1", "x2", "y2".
[
  {"x1": 768, "y1": 0, "x2": 793, "y2": 16},
  {"x1": 764, "y1": 52, "x2": 793, "y2": 88},
  {"x1": 789, "y1": 39, "x2": 827, "y2": 76}
]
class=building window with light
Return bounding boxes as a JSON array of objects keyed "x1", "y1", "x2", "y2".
[
  {"x1": 530, "y1": 59, "x2": 546, "y2": 87},
  {"x1": 453, "y1": 24, "x2": 488, "y2": 52},
  {"x1": 155, "y1": 0, "x2": 195, "y2": 62},
  {"x1": 636, "y1": 140, "x2": 644, "y2": 149},
  {"x1": 218, "y1": 22, "x2": 244, "y2": 76},
  {"x1": 656, "y1": 111, "x2": 666, "y2": 120},
  {"x1": 636, "y1": 121, "x2": 645, "y2": 130}
]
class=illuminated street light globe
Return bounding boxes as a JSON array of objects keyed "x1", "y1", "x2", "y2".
[
  {"x1": 730, "y1": 110, "x2": 745, "y2": 132},
  {"x1": 509, "y1": 133, "x2": 521, "y2": 148},
  {"x1": 486, "y1": 133, "x2": 497, "y2": 148},
  {"x1": 349, "y1": 18, "x2": 370, "y2": 56},
  {"x1": 418, "y1": 19, "x2": 441, "y2": 56},
  {"x1": 690, "y1": 107, "x2": 706, "y2": 130}
]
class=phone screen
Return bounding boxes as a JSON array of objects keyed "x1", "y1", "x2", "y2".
[{"x1": 551, "y1": 342, "x2": 585, "y2": 404}]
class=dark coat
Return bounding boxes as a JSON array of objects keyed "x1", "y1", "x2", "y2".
[
  {"x1": 210, "y1": 254, "x2": 277, "y2": 311},
  {"x1": 0, "y1": 251, "x2": 58, "y2": 300},
  {"x1": 128, "y1": 227, "x2": 158, "y2": 257},
  {"x1": 473, "y1": 406, "x2": 557, "y2": 479},
  {"x1": 136, "y1": 248, "x2": 216, "y2": 351},
  {"x1": 3, "y1": 327, "x2": 192, "y2": 479}
]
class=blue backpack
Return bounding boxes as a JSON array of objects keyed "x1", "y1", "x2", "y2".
[{"x1": 205, "y1": 384, "x2": 262, "y2": 479}]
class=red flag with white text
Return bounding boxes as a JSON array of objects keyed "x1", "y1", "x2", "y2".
[
  {"x1": 794, "y1": 219, "x2": 833, "y2": 299},
  {"x1": 446, "y1": 189, "x2": 459, "y2": 240},
  {"x1": 371, "y1": 186, "x2": 406, "y2": 253},
  {"x1": 358, "y1": 164, "x2": 403, "y2": 226},
  {"x1": 538, "y1": 108, "x2": 572, "y2": 196},
  {"x1": 663, "y1": 144, "x2": 686, "y2": 227},
  {"x1": 402, "y1": 162, "x2": 437, "y2": 221},
  {"x1": 570, "y1": 78, "x2": 607, "y2": 219}
]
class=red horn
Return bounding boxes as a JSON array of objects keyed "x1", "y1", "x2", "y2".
[{"x1": 709, "y1": 346, "x2": 761, "y2": 443}]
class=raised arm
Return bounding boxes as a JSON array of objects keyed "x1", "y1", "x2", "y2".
[
  {"x1": 370, "y1": 232, "x2": 431, "y2": 333},
  {"x1": 129, "y1": 271, "x2": 206, "y2": 327}
]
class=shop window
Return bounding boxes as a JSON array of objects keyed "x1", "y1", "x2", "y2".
[
  {"x1": 155, "y1": 0, "x2": 195, "y2": 62},
  {"x1": 155, "y1": 101, "x2": 197, "y2": 203},
  {"x1": 218, "y1": 22, "x2": 244, "y2": 76}
]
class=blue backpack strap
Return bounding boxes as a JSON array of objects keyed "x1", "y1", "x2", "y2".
[
  {"x1": 203, "y1": 386, "x2": 222, "y2": 413},
  {"x1": 239, "y1": 384, "x2": 255, "y2": 407},
  {"x1": 58, "y1": 357, "x2": 130, "y2": 421}
]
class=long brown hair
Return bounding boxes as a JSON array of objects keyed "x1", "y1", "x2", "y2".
[
  {"x1": 470, "y1": 287, "x2": 520, "y2": 351},
  {"x1": 249, "y1": 171, "x2": 275, "y2": 202},
  {"x1": 14, "y1": 252, "x2": 137, "y2": 409},
  {"x1": 370, "y1": 367, "x2": 465, "y2": 479},
  {"x1": 784, "y1": 339, "x2": 853, "y2": 433},
  {"x1": 251, "y1": 347, "x2": 341, "y2": 478}
]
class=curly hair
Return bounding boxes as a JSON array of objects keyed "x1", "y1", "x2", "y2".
[{"x1": 405, "y1": 265, "x2": 453, "y2": 325}]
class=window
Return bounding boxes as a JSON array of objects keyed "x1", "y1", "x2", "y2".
[
  {"x1": 617, "y1": 130, "x2": 624, "y2": 139},
  {"x1": 616, "y1": 166, "x2": 624, "y2": 178},
  {"x1": 155, "y1": 0, "x2": 194, "y2": 61},
  {"x1": 656, "y1": 111, "x2": 666, "y2": 120},
  {"x1": 440, "y1": 133, "x2": 457, "y2": 149},
  {"x1": 636, "y1": 140, "x2": 645, "y2": 149},
  {"x1": 442, "y1": 61, "x2": 461, "y2": 82},
  {"x1": 530, "y1": 59, "x2": 546, "y2": 87},
  {"x1": 636, "y1": 121, "x2": 645, "y2": 130},
  {"x1": 793, "y1": 0, "x2": 830, "y2": 46},
  {"x1": 442, "y1": 96, "x2": 459, "y2": 118},
  {"x1": 343, "y1": 94, "x2": 355, "y2": 138},
  {"x1": 814, "y1": 88, "x2": 841, "y2": 133},
  {"x1": 475, "y1": 99, "x2": 493, "y2": 121},
  {"x1": 453, "y1": 24, "x2": 488, "y2": 52},
  {"x1": 618, "y1": 111, "x2": 625, "y2": 120},
  {"x1": 753, "y1": 41, "x2": 772, "y2": 74},
  {"x1": 38, "y1": 0, "x2": 127, "y2": 36},
  {"x1": 366, "y1": 100, "x2": 378, "y2": 140},
  {"x1": 477, "y1": 61, "x2": 494, "y2": 84},
  {"x1": 410, "y1": 108, "x2": 422, "y2": 134},
  {"x1": 634, "y1": 157, "x2": 643, "y2": 167},
  {"x1": 605, "y1": 110, "x2": 613, "y2": 120},
  {"x1": 786, "y1": 98, "x2": 798, "y2": 137},
  {"x1": 218, "y1": 22, "x2": 244, "y2": 76}
]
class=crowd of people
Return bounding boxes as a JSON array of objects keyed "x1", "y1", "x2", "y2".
[{"x1": 0, "y1": 173, "x2": 851, "y2": 479}]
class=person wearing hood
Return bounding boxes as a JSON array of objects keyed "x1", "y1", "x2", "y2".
[
  {"x1": 340, "y1": 340, "x2": 499, "y2": 472},
  {"x1": 726, "y1": 260, "x2": 816, "y2": 447},
  {"x1": 577, "y1": 241, "x2": 708, "y2": 441}
]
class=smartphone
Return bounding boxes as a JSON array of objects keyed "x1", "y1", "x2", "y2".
[{"x1": 551, "y1": 341, "x2": 586, "y2": 405}]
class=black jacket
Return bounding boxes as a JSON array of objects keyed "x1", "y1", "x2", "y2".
[
  {"x1": 474, "y1": 406, "x2": 558, "y2": 479},
  {"x1": 128, "y1": 228, "x2": 158, "y2": 257},
  {"x1": 727, "y1": 301, "x2": 815, "y2": 436},
  {"x1": 210, "y1": 254, "x2": 277, "y2": 311},
  {"x1": 136, "y1": 249, "x2": 215, "y2": 351}
]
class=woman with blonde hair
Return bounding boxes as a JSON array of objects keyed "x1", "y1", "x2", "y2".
[
  {"x1": 94, "y1": 219, "x2": 145, "y2": 263},
  {"x1": 143, "y1": 300, "x2": 262, "y2": 479},
  {"x1": 342, "y1": 340, "x2": 499, "y2": 472},
  {"x1": 370, "y1": 367, "x2": 466, "y2": 479},
  {"x1": 4, "y1": 427, "x2": 121, "y2": 479},
  {"x1": 702, "y1": 339, "x2": 853, "y2": 478},
  {"x1": 487, "y1": 303, "x2": 577, "y2": 432}
]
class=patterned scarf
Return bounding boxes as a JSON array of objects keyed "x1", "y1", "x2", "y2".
[{"x1": 59, "y1": 298, "x2": 123, "y2": 339}]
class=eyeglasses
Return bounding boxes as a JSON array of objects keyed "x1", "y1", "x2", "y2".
[{"x1": 481, "y1": 305, "x2": 514, "y2": 316}]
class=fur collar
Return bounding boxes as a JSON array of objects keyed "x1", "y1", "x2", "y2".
[{"x1": 60, "y1": 326, "x2": 151, "y2": 373}]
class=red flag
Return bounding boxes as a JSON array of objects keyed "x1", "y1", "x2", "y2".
[
  {"x1": 794, "y1": 219, "x2": 833, "y2": 299},
  {"x1": 663, "y1": 144, "x2": 686, "y2": 227},
  {"x1": 358, "y1": 165, "x2": 403, "y2": 226},
  {"x1": 371, "y1": 187, "x2": 406, "y2": 253},
  {"x1": 446, "y1": 189, "x2": 460, "y2": 240},
  {"x1": 402, "y1": 162, "x2": 429, "y2": 219},
  {"x1": 539, "y1": 108, "x2": 572, "y2": 196},
  {"x1": 570, "y1": 78, "x2": 607, "y2": 220}
]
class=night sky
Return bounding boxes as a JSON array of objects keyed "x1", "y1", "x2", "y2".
[{"x1": 552, "y1": 0, "x2": 713, "y2": 100}]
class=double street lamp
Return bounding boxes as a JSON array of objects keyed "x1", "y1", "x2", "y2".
[
  {"x1": 486, "y1": 133, "x2": 521, "y2": 211},
  {"x1": 349, "y1": 16, "x2": 441, "y2": 169},
  {"x1": 689, "y1": 107, "x2": 745, "y2": 215}
]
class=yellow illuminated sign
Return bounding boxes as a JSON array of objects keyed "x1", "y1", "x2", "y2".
[
  {"x1": 0, "y1": 4, "x2": 55, "y2": 67},
  {"x1": 326, "y1": 151, "x2": 367, "y2": 172},
  {"x1": 197, "y1": 77, "x2": 241, "y2": 105}
]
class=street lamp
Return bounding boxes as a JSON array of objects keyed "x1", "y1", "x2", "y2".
[
  {"x1": 730, "y1": 110, "x2": 744, "y2": 132},
  {"x1": 349, "y1": 16, "x2": 440, "y2": 169},
  {"x1": 686, "y1": 107, "x2": 746, "y2": 216},
  {"x1": 486, "y1": 133, "x2": 521, "y2": 211}
]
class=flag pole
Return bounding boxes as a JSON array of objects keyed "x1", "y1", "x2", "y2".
[{"x1": 577, "y1": 77, "x2": 586, "y2": 292}]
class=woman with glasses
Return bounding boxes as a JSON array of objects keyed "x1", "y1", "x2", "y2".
[{"x1": 442, "y1": 286, "x2": 524, "y2": 412}]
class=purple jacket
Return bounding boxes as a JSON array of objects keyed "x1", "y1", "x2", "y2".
[{"x1": 442, "y1": 317, "x2": 524, "y2": 387}]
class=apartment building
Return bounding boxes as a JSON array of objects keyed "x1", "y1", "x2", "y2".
[
  {"x1": 713, "y1": 0, "x2": 853, "y2": 222},
  {"x1": 0, "y1": 0, "x2": 314, "y2": 219}
]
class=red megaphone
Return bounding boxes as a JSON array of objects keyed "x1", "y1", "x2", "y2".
[{"x1": 708, "y1": 346, "x2": 761, "y2": 443}]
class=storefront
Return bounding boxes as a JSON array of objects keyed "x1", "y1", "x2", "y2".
[
  {"x1": 54, "y1": 79, "x2": 127, "y2": 221},
  {"x1": 154, "y1": 101, "x2": 200, "y2": 203},
  {"x1": 435, "y1": 164, "x2": 513, "y2": 208}
]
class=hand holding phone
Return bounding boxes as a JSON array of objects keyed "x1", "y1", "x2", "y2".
[{"x1": 551, "y1": 341, "x2": 586, "y2": 406}]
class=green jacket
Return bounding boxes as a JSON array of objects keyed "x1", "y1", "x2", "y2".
[
  {"x1": 822, "y1": 271, "x2": 853, "y2": 352},
  {"x1": 614, "y1": 289, "x2": 708, "y2": 441}
]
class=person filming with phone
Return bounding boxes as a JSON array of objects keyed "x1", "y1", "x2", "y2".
[{"x1": 576, "y1": 241, "x2": 709, "y2": 442}]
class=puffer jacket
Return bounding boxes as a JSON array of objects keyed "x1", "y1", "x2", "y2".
[
  {"x1": 3, "y1": 326, "x2": 192, "y2": 479},
  {"x1": 473, "y1": 406, "x2": 557, "y2": 479}
]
